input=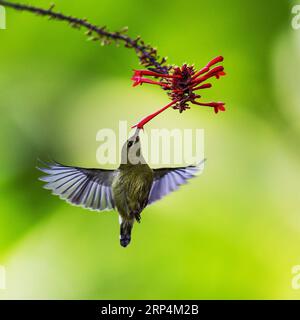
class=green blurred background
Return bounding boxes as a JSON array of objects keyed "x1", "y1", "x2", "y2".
[{"x1": 0, "y1": 0, "x2": 300, "y2": 299}]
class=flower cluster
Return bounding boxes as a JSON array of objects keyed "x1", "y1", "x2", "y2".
[{"x1": 131, "y1": 56, "x2": 226, "y2": 129}]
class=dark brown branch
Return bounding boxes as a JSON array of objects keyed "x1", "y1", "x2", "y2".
[{"x1": 0, "y1": 0, "x2": 168, "y2": 73}]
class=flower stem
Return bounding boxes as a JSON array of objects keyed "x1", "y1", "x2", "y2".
[
  {"x1": 132, "y1": 100, "x2": 178, "y2": 129},
  {"x1": 0, "y1": 0, "x2": 167, "y2": 72}
]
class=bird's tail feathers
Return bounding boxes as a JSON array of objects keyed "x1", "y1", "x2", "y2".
[{"x1": 119, "y1": 217, "x2": 134, "y2": 248}]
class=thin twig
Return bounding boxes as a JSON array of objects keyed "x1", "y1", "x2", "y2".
[{"x1": 0, "y1": 0, "x2": 168, "y2": 73}]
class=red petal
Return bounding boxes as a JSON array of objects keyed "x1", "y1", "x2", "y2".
[{"x1": 206, "y1": 56, "x2": 224, "y2": 68}]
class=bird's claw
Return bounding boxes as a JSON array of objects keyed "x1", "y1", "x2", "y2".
[{"x1": 135, "y1": 213, "x2": 141, "y2": 223}]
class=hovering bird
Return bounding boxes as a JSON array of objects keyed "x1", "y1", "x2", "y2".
[{"x1": 38, "y1": 129, "x2": 204, "y2": 247}]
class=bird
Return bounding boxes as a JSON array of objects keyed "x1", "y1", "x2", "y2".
[{"x1": 37, "y1": 128, "x2": 204, "y2": 247}]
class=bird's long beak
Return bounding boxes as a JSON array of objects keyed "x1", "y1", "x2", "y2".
[
  {"x1": 127, "y1": 128, "x2": 141, "y2": 144},
  {"x1": 133, "y1": 128, "x2": 141, "y2": 138},
  {"x1": 129, "y1": 128, "x2": 141, "y2": 146}
]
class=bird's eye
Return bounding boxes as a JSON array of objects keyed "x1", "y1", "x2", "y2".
[{"x1": 128, "y1": 141, "x2": 133, "y2": 148}]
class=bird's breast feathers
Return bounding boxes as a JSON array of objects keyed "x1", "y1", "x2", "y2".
[{"x1": 112, "y1": 165, "x2": 153, "y2": 217}]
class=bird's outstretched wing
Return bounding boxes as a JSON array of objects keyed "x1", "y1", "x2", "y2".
[
  {"x1": 147, "y1": 160, "x2": 205, "y2": 205},
  {"x1": 37, "y1": 161, "x2": 116, "y2": 211}
]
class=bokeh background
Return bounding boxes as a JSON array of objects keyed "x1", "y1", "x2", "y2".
[{"x1": 0, "y1": 0, "x2": 300, "y2": 299}]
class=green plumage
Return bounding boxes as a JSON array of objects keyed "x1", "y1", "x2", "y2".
[
  {"x1": 112, "y1": 164, "x2": 153, "y2": 219},
  {"x1": 112, "y1": 131, "x2": 153, "y2": 247}
]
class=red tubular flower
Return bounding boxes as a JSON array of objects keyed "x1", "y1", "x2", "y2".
[
  {"x1": 131, "y1": 56, "x2": 226, "y2": 129},
  {"x1": 131, "y1": 100, "x2": 178, "y2": 129}
]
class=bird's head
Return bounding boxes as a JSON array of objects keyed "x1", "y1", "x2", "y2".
[{"x1": 120, "y1": 128, "x2": 145, "y2": 165}]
